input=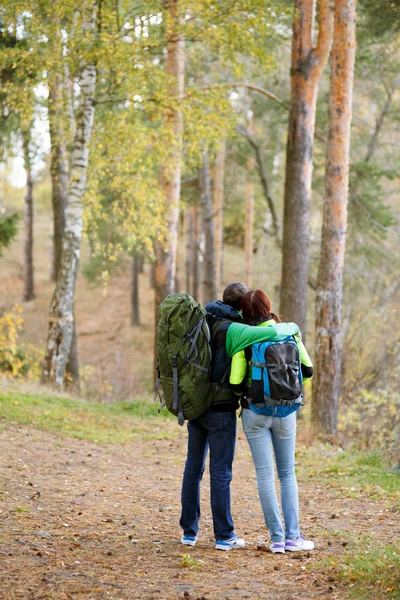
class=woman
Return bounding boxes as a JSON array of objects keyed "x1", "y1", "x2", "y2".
[{"x1": 230, "y1": 289, "x2": 314, "y2": 554}]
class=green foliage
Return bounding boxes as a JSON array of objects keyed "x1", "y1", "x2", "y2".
[
  {"x1": 0, "y1": 211, "x2": 18, "y2": 256},
  {"x1": 0, "y1": 305, "x2": 42, "y2": 379}
]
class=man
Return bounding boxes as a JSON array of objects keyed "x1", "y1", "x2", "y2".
[{"x1": 179, "y1": 283, "x2": 300, "y2": 551}]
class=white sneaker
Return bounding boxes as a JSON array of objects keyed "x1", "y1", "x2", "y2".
[
  {"x1": 215, "y1": 535, "x2": 246, "y2": 551},
  {"x1": 181, "y1": 535, "x2": 197, "y2": 547},
  {"x1": 285, "y1": 535, "x2": 314, "y2": 551}
]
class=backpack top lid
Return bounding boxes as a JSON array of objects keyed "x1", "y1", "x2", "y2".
[{"x1": 158, "y1": 293, "x2": 206, "y2": 344}]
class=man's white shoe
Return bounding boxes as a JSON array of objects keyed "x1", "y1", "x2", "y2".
[{"x1": 215, "y1": 535, "x2": 246, "y2": 551}]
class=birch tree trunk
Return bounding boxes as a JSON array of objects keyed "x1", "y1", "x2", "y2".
[
  {"x1": 42, "y1": 4, "x2": 98, "y2": 387},
  {"x1": 48, "y1": 70, "x2": 68, "y2": 283},
  {"x1": 22, "y1": 132, "x2": 34, "y2": 302},
  {"x1": 213, "y1": 138, "x2": 226, "y2": 294},
  {"x1": 200, "y1": 151, "x2": 217, "y2": 305},
  {"x1": 154, "y1": 0, "x2": 185, "y2": 309},
  {"x1": 245, "y1": 154, "x2": 255, "y2": 288},
  {"x1": 312, "y1": 0, "x2": 357, "y2": 436},
  {"x1": 279, "y1": 0, "x2": 334, "y2": 337}
]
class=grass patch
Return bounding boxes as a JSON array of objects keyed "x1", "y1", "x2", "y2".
[
  {"x1": 337, "y1": 539, "x2": 400, "y2": 599},
  {"x1": 297, "y1": 445, "x2": 400, "y2": 508},
  {"x1": 0, "y1": 388, "x2": 175, "y2": 444}
]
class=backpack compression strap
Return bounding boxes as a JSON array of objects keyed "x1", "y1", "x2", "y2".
[{"x1": 172, "y1": 354, "x2": 185, "y2": 426}]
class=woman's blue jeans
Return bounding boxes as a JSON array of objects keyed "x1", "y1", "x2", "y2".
[
  {"x1": 242, "y1": 408, "x2": 300, "y2": 542},
  {"x1": 180, "y1": 409, "x2": 236, "y2": 542}
]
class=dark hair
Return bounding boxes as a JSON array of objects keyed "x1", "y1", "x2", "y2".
[
  {"x1": 240, "y1": 289, "x2": 281, "y2": 325},
  {"x1": 222, "y1": 282, "x2": 249, "y2": 310}
]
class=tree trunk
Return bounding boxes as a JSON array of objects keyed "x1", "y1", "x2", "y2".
[
  {"x1": 48, "y1": 70, "x2": 68, "y2": 283},
  {"x1": 200, "y1": 151, "x2": 217, "y2": 305},
  {"x1": 213, "y1": 138, "x2": 226, "y2": 294},
  {"x1": 154, "y1": 0, "x2": 185, "y2": 310},
  {"x1": 22, "y1": 133, "x2": 35, "y2": 302},
  {"x1": 279, "y1": 0, "x2": 334, "y2": 337},
  {"x1": 245, "y1": 153, "x2": 255, "y2": 288},
  {"x1": 41, "y1": 4, "x2": 98, "y2": 387},
  {"x1": 312, "y1": 0, "x2": 357, "y2": 437},
  {"x1": 66, "y1": 323, "x2": 80, "y2": 389},
  {"x1": 184, "y1": 208, "x2": 193, "y2": 294},
  {"x1": 192, "y1": 202, "x2": 201, "y2": 303},
  {"x1": 131, "y1": 255, "x2": 140, "y2": 326}
]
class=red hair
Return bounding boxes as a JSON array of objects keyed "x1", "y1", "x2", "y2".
[{"x1": 240, "y1": 289, "x2": 281, "y2": 325}]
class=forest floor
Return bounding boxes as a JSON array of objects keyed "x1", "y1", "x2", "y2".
[{"x1": 1, "y1": 387, "x2": 400, "y2": 600}]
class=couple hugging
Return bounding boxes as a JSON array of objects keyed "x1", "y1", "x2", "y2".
[{"x1": 158, "y1": 282, "x2": 314, "y2": 554}]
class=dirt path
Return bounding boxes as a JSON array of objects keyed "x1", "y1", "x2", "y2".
[{"x1": 0, "y1": 422, "x2": 398, "y2": 600}]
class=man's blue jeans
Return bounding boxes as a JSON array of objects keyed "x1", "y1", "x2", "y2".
[
  {"x1": 242, "y1": 409, "x2": 300, "y2": 542},
  {"x1": 180, "y1": 409, "x2": 237, "y2": 542}
]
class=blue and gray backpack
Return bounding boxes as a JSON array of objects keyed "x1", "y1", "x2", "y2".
[{"x1": 245, "y1": 336, "x2": 304, "y2": 417}]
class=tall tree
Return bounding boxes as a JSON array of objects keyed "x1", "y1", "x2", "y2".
[
  {"x1": 48, "y1": 69, "x2": 68, "y2": 283},
  {"x1": 154, "y1": 0, "x2": 185, "y2": 309},
  {"x1": 312, "y1": 0, "x2": 357, "y2": 436},
  {"x1": 22, "y1": 129, "x2": 35, "y2": 302},
  {"x1": 244, "y1": 152, "x2": 255, "y2": 288},
  {"x1": 42, "y1": 3, "x2": 98, "y2": 387},
  {"x1": 279, "y1": 0, "x2": 334, "y2": 337},
  {"x1": 131, "y1": 254, "x2": 141, "y2": 326},
  {"x1": 200, "y1": 151, "x2": 217, "y2": 304},
  {"x1": 213, "y1": 138, "x2": 226, "y2": 294}
]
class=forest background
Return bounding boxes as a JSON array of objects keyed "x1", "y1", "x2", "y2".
[{"x1": 0, "y1": 0, "x2": 399, "y2": 466}]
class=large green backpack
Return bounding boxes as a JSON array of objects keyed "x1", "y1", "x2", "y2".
[{"x1": 156, "y1": 293, "x2": 212, "y2": 425}]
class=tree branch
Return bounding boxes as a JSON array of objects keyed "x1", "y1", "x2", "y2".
[
  {"x1": 313, "y1": 0, "x2": 334, "y2": 79},
  {"x1": 364, "y1": 73, "x2": 400, "y2": 163},
  {"x1": 190, "y1": 82, "x2": 289, "y2": 109},
  {"x1": 236, "y1": 125, "x2": 282, "y2": 248}
]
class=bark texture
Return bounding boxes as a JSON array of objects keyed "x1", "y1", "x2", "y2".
[
  {"x1": 154, "y1": 0, "x2": 185, "y2": 309},
  {"x1": 42, "y1": 4, "x2": 98, "y2": 387},
  {"x1": 213, "y1": 138, "x2": 226, "y2": 294},
  {"x1": 312, "y1": 0, "x2": 357, "y2": 436},
  {"x1": 279, "y1": 0, "x2": 334, "y2": 337},
  {"x1": 244, "y1": 154, "x2": 255, "y2": 288},
  {"x1": 22, "y1": 134, "x2": 35, "y2": 302},
  {"x1": 192, "y1": 202, "x2": 201, "y2": 303},
  {"x1": 131, "y1": 255, "x2": 141, "y2": 326},
  {"x1": 200, "y1": 151, "x2": 217, "y2": 305},
  {"x1": 184, "y1": 208, "x2": 193, "y2": 294},
  {"x1": 48, "y1": 70, "x2": 68, "y2": 283}
]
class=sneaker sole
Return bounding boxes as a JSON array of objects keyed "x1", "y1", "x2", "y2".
[
  {"x1": 181, "y1": 540, "x2": 197, "y2": 547},
  {"x1": 271, "y1": 548, "x2": 285, "y2": 554},
  {"x1": 215, "y1": 543, "x2": 245, "y2": 551},
  {"x1": 285, "y1": 546, "x2": 314, "y2": 552}
]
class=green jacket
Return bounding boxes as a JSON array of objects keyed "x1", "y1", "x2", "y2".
[
  {"x1": 230, "y1": 319, "x2": 313, "y2": 386},
  {"x1": 225, "y1": 321, "x2": 300, "y2": 357}
]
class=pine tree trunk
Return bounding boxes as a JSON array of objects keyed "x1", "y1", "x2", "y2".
[
  {"x1": 213, "y1": 138, "x2": 226, "y2": 294},
  {"x1": 22, "y1": 134, "x2": 35, "y2": 302},
  {"x1": 184, "y1": 208, "x2": 193, "y2": 294},
  {"x1": 279, "y1": 0, "x2": 333, "y2": 337},
  {"x1": 154, "y1": 0, "x2": 185, "y2": 310},
  {"x1": 192, "y1": 202, "x2": 201, "y2": 303},
  {"x1": 200, "y1": 151, "x2": 217, "y2": 305},
  {"x1": 131, "y1": 255, "x2": 141, "y2": 326},
  {"x1": 312, "y1": 0, "x2": 357, "y2": 437},
  {"x1": 245, "y1": 154, "x2": 255, "y2": 288},
  {"x1": 48, "y1": 70, "x2": 68, "y2": 283},
  {"x1": 41, "y1": 4, "x2": 98, "y2": 387}
]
